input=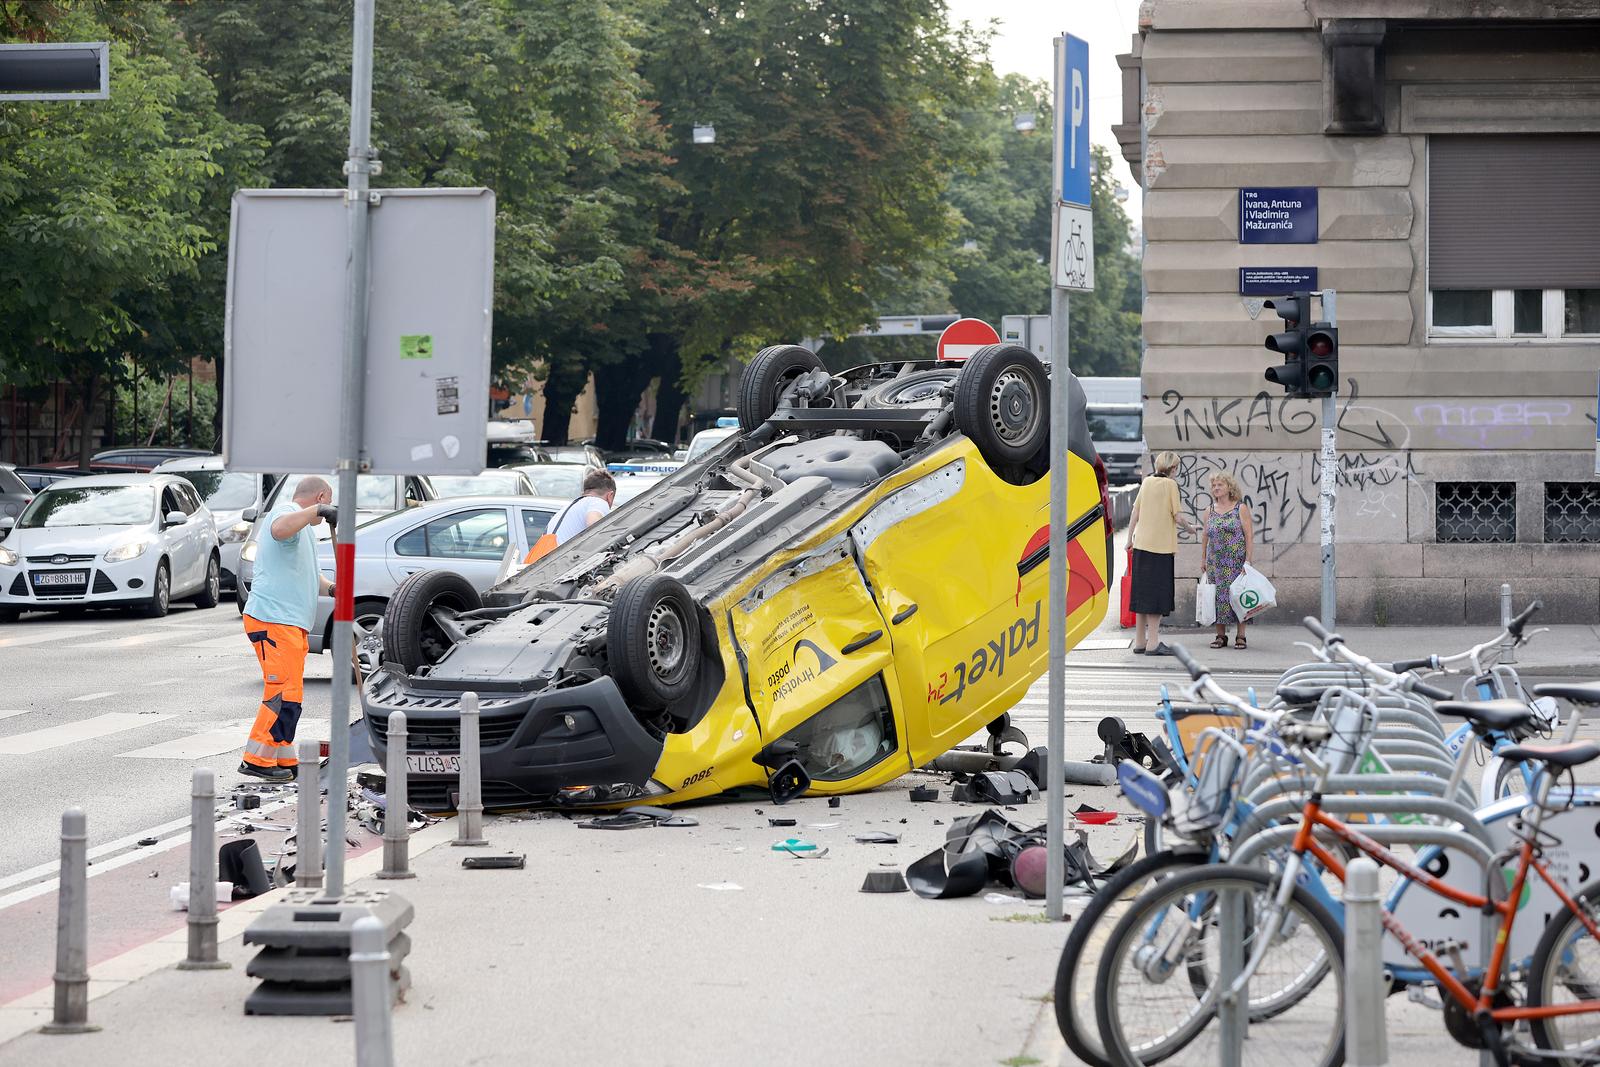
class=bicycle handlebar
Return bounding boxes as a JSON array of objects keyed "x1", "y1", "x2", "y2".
[
  {"x1": 1172, "y1": 643, "x2": 1205, "y2": 682},
  {"x1": 1390, "y1": 656, "x2": 1437, "y2": 674},
  {"x1": 1508, "y1": 600, "x2": 1543, "y2": 639},
  {"x1": 1301, "y1": 616, "x2": 1338, "y2": 644},
  {"x1": 1413, "y1": 680, "x2": 1454, "y2": 702}
]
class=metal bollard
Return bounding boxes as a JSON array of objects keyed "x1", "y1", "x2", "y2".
[
  {"x1": 453, "y1": 691, "x2": 486, "y2": 846},
  {"x1": 41, "y1": 808, "x2": 99, "y2": 1034},
  {"x1": 1345, "y1": 857, "x2": 1389, "y2": 1067},
  {"x1": 178, "y1": 768, "x2": 229, "y2": 970},
  {"x1": 377, "y1": 711, "x2": 415, "y2": 879},
  {"x1": 296, "y1": 739, "x2": 323, "y2": 889},
  {"x1": 1500, "y1": 583, "x2": 1517, "y2": 664},
  {"x1": 349, "y1": 915, "x2": 395, "y2": 1067}
]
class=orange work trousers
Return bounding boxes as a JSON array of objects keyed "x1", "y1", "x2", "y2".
[{"x1": 242, "y1": 614, "x2": 308, "y2": 769}]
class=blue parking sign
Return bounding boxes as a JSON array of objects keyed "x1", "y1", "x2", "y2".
[{"x1": 1058, "y1": 34, "x2": 1090, "y2": 207}]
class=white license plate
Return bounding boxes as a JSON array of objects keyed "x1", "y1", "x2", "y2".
[
  {"x1": 33, "y1": 571, "x2": 86, "y2": 587},
  {"x1": 405, "y1": 753, "x2": 461, "y2": 775}
]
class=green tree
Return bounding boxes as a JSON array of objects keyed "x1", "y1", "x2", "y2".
[
  {"x1": 0, "y1": 0, "x2": 262, "y2": 466},
  {"x1": 1072, "y1": 143, "x2": 1141, "y2": 376}
]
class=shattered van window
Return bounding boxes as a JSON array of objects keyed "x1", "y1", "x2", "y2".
[{"x1": 779, "y1": 675, "x2": 898, "y2": 782}]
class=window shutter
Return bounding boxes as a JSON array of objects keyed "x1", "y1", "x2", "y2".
[{"x1": 1429, "y1": 136, "x2": 1600, "y2": 289}]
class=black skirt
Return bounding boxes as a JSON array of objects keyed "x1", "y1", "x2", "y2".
[{"x1": 1129, "y1": 548, "x2": 1175, "y2": 616}]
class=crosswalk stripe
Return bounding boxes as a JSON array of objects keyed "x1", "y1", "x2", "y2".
[
  {"x1": 0, "y1": 710, "x2": 31, "y2": 721},
  {"x1": 0, "y1": 626, "x2": 107, "y2": 649},
  {"x1": 183, "y1": 634, "x2": 249, "y2": 651},
  {"x1": 118, "y1": 721, "x2": 253, "y2": 760},
  {"x1": 70, "y1": 630, "x2": 197, "y2": 650},
  {"x1": 68, "y1": 690, "x2": 117, "y2": 702},
  {"x1": 0, "y1": 712, "x2": 174, "y2": 755}
]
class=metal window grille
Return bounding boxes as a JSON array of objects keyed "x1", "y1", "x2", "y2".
[
  {"x1": 1545, "y1": 482, "x2": 1600, "y2": 544},
  {"x1": 1436, "y1": 482, "x2": 1516, "y2": 544}
]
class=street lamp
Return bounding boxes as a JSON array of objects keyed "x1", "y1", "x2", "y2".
[
  {"x1": 1012, "y1": 112, "x2": 1036, "y2": 134},
  {"x1": 692, "y1": 124, "x2": 716, "y2": 145}
]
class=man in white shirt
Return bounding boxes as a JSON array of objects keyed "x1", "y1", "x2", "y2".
[{"x1": 547, "y1": 469, "x2": 616, "y2": 546}]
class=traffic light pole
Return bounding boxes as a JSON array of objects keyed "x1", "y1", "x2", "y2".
[{"x1": 1318, "y1": 289, "x2": 1338, "y2": 632}]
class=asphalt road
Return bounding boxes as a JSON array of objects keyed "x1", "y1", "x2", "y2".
[{"x1": 0, "y1": 602, "x2": 343, "y2": 880}]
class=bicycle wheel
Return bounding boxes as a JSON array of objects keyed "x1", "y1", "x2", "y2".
[
  {"x1": 1055, "y1": 849, "x2": 1209, "y2": 1067},
  {"x1": 1094, "y1": 864, "x2": 1345, "y2": 1067},
  {"x1": 1528, "y1": 877, "x2": 1600, "y2": 1063}
]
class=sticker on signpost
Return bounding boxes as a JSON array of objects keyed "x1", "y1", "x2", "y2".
[{"x1": 400, "y1": 334, "x2": 434, "y2": 360}]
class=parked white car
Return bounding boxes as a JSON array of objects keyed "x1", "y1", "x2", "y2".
[
  {"x1": 507, "y1": 463, "x2": 587, "y2": 499},
  {"x1": 426, "y1": 468, "x2": 535, "y2": 499},
  {"x1": 154, "y1": 455, "x2": 276, "y2": 591},
  {"x1": 0, "y1": 473, "x2": 221, "y2": 621},
  {"x1": 303, "y1": 494, "x2": 567, "y2": 659}
]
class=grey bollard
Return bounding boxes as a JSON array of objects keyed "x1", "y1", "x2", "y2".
[
  {"x1": 349, "y1": 915, "x2": 395, "y2": 1067},
  {"x1": 41, "y1": 808, "x2": 99, "y2": 1034},
  {"x1": 453, "y1": 691, "x2": 486, "y2": 846},
  {"x1": 178, "y1": 768, "x2": 229, "y2": 970},
  {"x1": 1500, "y1": 583, "x2": 1517, "y2": 664},
  {"x1": 296, "y1": 740, "x2": 323, "y2": 890},
  {"x1": 377, "y1": 711, "x2": 415, "y2": 879},
  {"x1": 1345, "y1": 857, "x2": 1389, "y2": 1067}
]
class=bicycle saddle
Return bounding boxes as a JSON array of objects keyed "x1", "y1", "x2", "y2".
[
  {"x1": 1495, "y1": 740, "x2": 1600, "y2": 771},
  {"x1": 1434, "y1": 698, "x2": 1535, "y2": 734},
  {"x1": 1532, "y1": 682, "x2": 1600, "y2": 707},
  {"x1": 1276, "y1": 685, "x2": 1334, "y2": 707}
]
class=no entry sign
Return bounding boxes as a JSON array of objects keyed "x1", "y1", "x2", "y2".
[{"x1": 935, "y1": 317, "x2": 1001, "y2": 361}]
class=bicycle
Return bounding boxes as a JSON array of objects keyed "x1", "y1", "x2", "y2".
[{"x1": 1093, "y1": 624, "x2": 1600, "y2": 1067}]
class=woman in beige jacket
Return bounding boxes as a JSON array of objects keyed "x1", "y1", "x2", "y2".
[{"x1": 1126, "y1": 451, "x2": 1200, "y2": 655}]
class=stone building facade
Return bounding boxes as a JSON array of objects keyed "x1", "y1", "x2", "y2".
[{"x1": 1115, "y1": 1, "x2": 1600, "y2": 624}]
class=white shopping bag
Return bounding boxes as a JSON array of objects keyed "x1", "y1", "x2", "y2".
[
  {"x1": 1228, "y1": 564, "x2": 1276, "y2": 622},
  {"x1": 1195, "y1": 577, "x2": 1216, "y2": 627}
]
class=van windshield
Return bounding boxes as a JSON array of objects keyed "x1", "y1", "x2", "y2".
[{"x1": 1087, "y1": 412, "x2": 1142, "y2": 442}]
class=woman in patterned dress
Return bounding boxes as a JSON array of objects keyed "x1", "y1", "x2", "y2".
[{"x1": 1200, "y1": 471, "x2": 1255, "y2": 649}]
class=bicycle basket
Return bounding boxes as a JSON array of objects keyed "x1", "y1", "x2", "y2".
[{"x1": 1173, "y1": 727, "x2": 1245, "y2": 834}]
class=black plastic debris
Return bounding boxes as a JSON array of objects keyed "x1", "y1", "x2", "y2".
[
  {"x1": 909, "y1": 785, "x2": 939, "y2": 803},
  {"x1": 860, "y1": 869, "x2": 909, "y2": 893},
  {"x1": 905, "y1": 808, "x2": 1132, "y2": 901},
  {"x1": 951, "y1": 770, "x2": 1038, "y2": 805},
  {"x1": 577, "y1": 806, "x2": 698, "y2": 830},
  {"x1": 462, "y1": 853, "x2": 526, "y2": 870},
  {"x1": 854, "y1": 831, "x2": 899, "y2": 844},
  {"x1": 137, "y1": 837, "x2": 158, "y2": 847},
  {"x1": 768, "y1": 817, "x2": 797, "y2": 827},
  {"x1": 828, "y1": 796, "x2": 841, "y2": 808},
  {"x1": 237, "y1": 794, "x2": 262, "y2": 811},
  {"x1": 220, "y1": 839, "x2": 273, "y2": 899}
]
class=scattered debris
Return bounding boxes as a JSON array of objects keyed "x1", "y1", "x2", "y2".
[
  {"x1": 827, "y1": 796, "x2": 841, "y2": 809},
  {"x1": 951, "y1": 770, "x2": 1038, "y2": 805},
  {"x1": 462, "y1": 853, "x2": 526, "y2": 870},
  {"x1": 905, "y1": 809, "x2": 1135, "y2": 901},
  {"x1": 768, "y1": 817, "x2": 797, "y2": 827},
  {"x1": 807, "y1": 822, "x2": 839, "y2": 830},
  {"x1": 697, "y1": 882, "x2": 743, "y2": 891},
  {"x1": 854, "y1": 831, "x2": 899, "y2": 844},
  {"x1": 983, "y1": 892, "x2": 1021, "y2": 905},
  {"x1": 136, "y1": 837, "x2": 158, "y2": 847},
  {"x1": 771, "y1": 837, "x2": 816, "y2": 852},
  {"x1": 578, "y1": 807, "x2": 699, "y2": 830},
  {"x1": 909, "y1": 785, "x2": 939, "y2": 803},
  {"x1": 236, "y1": 794, "x2": 262, "y2": 811},
  {"x1": 860, "y1": 869, "x2": 909, "y2": 893},
  {"x1": 219, "y1": 839, "x2": 272, "y2": 899},
  {"x1": 169, "y1": 880, "x2": 235, "y2": 911}
]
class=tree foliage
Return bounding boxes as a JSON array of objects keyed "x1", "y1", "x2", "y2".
[{"x1": 1, "y1": 0, "x2": 1145, "y2": 459}]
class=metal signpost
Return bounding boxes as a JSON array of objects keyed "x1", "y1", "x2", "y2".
[
  {"x1": 1319, "y1": 289, "x2": 1338, "y2": 632},
  {"x1": 1047, "y1": 31, "x2": 1094, "y2": 923}
]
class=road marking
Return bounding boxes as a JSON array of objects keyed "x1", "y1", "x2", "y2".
[
  {"x1": 0, "y1": 626, "x2": 106, "y2": 649},
  {"x1": 69, "y1": 690, "x2": 117, "y2": 702},
  {"x1": 118, "y1": 722, "x2": 252, "y2": 760},
  {"x1": 0, "y1": 710, "x2": 31, "y2": 722},
  {"x1": 183, "y1": 634, "x2": 249, "y2": 651},
  {"x1": 70, "y1": 630, "x2": 195, "y2": 650},
  {"x1": 0, "y1": 712, "x2": 173, "y2": 755},
  {"x1": 204, "y1": 665, "x2": 237, "y2": 675}
]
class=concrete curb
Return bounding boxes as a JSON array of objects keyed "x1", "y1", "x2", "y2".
[{"x1": 0, "y1": 815, "x2": 460, "y2": 1046}]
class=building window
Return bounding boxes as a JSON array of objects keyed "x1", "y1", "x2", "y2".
[
  {"x1": 1545, "y1": 483, "x2": 1600, "y2": 544},
  {"x1": 1436, "y1": 482, "x2": 1516, "y2": 544},
  {"x1": 1428, "y1": 135, "x2": 1600, "y2": 342}
]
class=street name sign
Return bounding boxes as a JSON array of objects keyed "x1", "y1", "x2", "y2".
[
  {"x1": 223, "y1": 187, "x2": 496, "y2": 476},
  {"x1": 1239, "y1": 187, "x2": 1318, "y2": 244},
  {"x1": 935, "y1": 318, "x2": 1001, "y2": 361}
]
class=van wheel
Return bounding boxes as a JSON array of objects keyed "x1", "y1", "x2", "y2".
[
  {"x1": 737, "y1": 345, "x2": 825, "y2": 432},
  {"x1": 607, "y1": 573, "x2": 700, "y2": 711},
  {"x1": 953, "y1": 344, "x2": 1049, "y2": 468},
  {"x1": 383, "y1": 571, "x2": 481, "y2": 675}
]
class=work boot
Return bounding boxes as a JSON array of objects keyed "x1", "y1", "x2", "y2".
[{"x1": 238, "y1": 761, "x2": 292, "y2": 783}]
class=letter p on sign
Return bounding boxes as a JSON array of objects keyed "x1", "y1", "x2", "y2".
[{"x1": 1057, "y1": 33, "x2": 1091, "y2": 208}]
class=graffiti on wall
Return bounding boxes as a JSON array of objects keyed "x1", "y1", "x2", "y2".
[
  {"x1": 1159, "y1": 379, "x2": 1407, "y2": 450},
  {"x1": 1169, "y1": 449, "x2": 1423, "y2": 550},
  {"x1": 1412, "y1": 400, "x2": 1572, "y2": 449}
]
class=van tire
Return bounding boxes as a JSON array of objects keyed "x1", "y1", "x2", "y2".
[
  {"x1": 383, "y1": 570, "x2": 481, "y2": 675},
  {"x1": 953, "y1": 344, "x2": 1049, "y2": 468},
  {"x1": 608, "y1": 573, "x2": 700, "y2": 711},
  {"x1": 737, "y1": 345, "x2": 825, "y2": 432}
]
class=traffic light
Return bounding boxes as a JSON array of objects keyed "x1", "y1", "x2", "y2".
[
  {"x1": 1262, "y1": 292, "x2": 1310, "y2": 396},
  {"x1": 1303, "y1": 324, "x2": 1338, "y2": 397}
]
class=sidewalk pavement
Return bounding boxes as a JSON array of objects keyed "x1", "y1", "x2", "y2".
[{"x1": 0, "y1": 777, "x2": 1512, "y2": 1067}]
